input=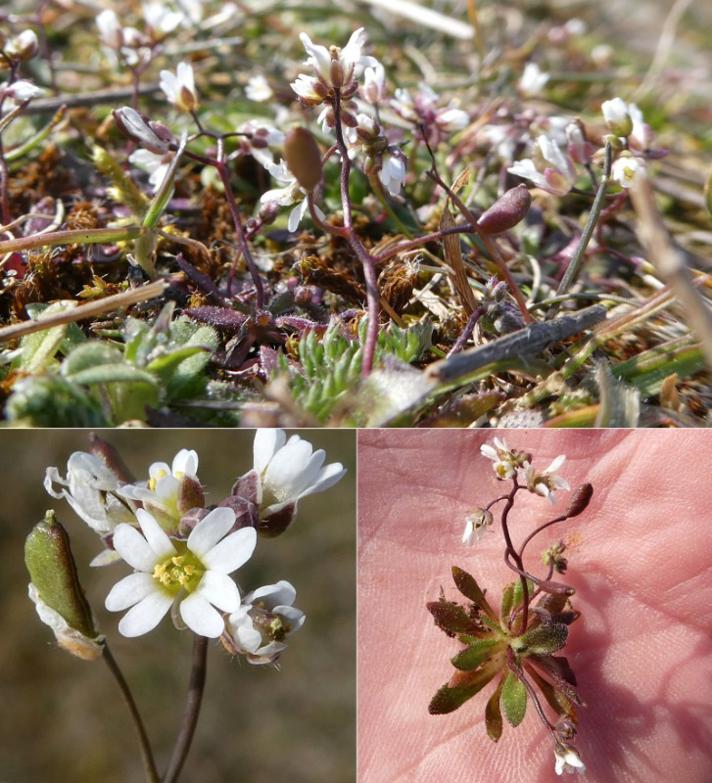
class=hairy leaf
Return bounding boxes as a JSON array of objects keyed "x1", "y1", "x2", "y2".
[
  {"x1": 501, "y1": 672, "x2": 527, "y2": 727},
  {"x1": 528, "y1": 655, "x2": 583, "y2": 705},
  {"x1": 452, "y1": 566, "x2": 496, "y2": 620},
  {"x1": 485, "y1": 674, "x2": 506, "y2": 742},
  {"x1": 500, "y1": 583, "x2": 514, "y2": 624},
  {"x1": 427, "y1": 600, "x2": 481, "y2": 635},
  {"x1": 524, "y1": 662, "x2": 576, "y2": 719},
  {"x1": 451, "y1": 638, "x2": 502, "y2": 671},
  {"x1": 429, "y1": 661, "x2": 499, "y2": 715},
  {"x1": 513, "y1": 623, "x2": 568, "y2": 655}
]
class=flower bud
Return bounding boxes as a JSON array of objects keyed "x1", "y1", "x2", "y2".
[
  {"x1": 258, "y1": 501, "x2": 297, "y2": 538},
  {"x1": 25, "y1": 511, "x2": 102, "y2": 659},
  {"x1": 177, "y1": 475, "x2": 205, "y2": 515},
  {"x1": 283, "y1": 127, "x2": 323, "y2": 192},
  {"x1": 3, "y1": 29, "x2": 39, "y2": 62},
  {"x1": 565, "y1": 483, "x2": 593, "y2": 518},
  {"x1": 113, "y1": 107, "x2": 172, "y2": 154},
  {"x1": 602, "y1": 97, "x2": 633, "y2": 137},
  {"x1": 476, "y1": 184, "x2": 532, "y2": 235}
]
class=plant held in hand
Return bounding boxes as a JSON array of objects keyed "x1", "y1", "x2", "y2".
[{"x1": 427, "y1": 439, "x2": 592, "y2": 776}]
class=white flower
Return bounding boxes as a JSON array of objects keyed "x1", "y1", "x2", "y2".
[
  {"x1": 391, "y1": 84, "x2": 468, "y2": 136},
  {"x1": 253, "y1": 429, "x2": 346, "y2": 519},
  {"x1": 601, "y1": 97, "x2": 633, "y2": 137},
  {"x1": 519, "y1": 454, "x2": 570, "y2": 503},
  {"x1": 611, "y1": 155, "x2": 645, "y2": 189},
  {"x1": 462, "y1": 508, "x2": 493, "y2": 546},
  {"x1": 236, "y1": 120, "x2": 284, "y2": 169},
  {"x1": 96, "y1": 9, "x2": 123, "y2": 49},
  {"x1": 362, "y1": 60, "x2": 386, "y2": 104},
  {"x1": 628, "y1": 104, "x2": 655, "y2": 151},
  {"x1": 260, "y1": 159, "x2": 323, "y2": 233},
  {"x1": 226, "y1": 580, "x2": 305, "y2": 664},
  {"x1": 519, "y1": 62, "x2": 550, "y2": 96},
  {"x1": 3, "y1": 29, "x2": 39, "y2": 61},
  {"x1": 245, "y1": 74, "x2": 273, "y2": 102},
  {"x1": 44, "y1": 452, "x2": 135, "y2": 535},
  {"x1": 118, "y1": 448, "x2": 200, "y2": 528},
  {"x1": 160, "y1": 62, "x2": 198, "y2": 113},
  {"x1": 378, "y1": 151, "x2": 407, "y2": 196},
  {"x1": 28, "y1": 583, "x2": 103, "y2": 660},
  {"x1": 143, "y1": 1, "x2": 184, "y2": 35},
  {"x1": 508, "y1": 135, "x2": 576, "y2": 196},
  {"x1": 0, "y1": 79, "x2": 44, "y2": 106},
  {"x1": 128, "y1": 148, "x2": 172, "y2": 193},
  {"x1": 480, "y1": 437, "x2": 529, "y2": 480},
  {"x1": 436, "y1": 107, "x2": 469, "y2": 132},
  {"x1": 554, "y1": 743, "x2": 585, "y2": 775},
  {"x1": 106, "y1": 507, "x2": 256, "y2": 638}
]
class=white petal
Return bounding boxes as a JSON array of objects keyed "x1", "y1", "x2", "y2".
[
  {"x1": 300, "y1": 462, "x2": 347, "y2": 498},
  {"x1": 44, "y1": 466, "x2": 66, "y2": 498},
  {"x1": 287, "y1": 199, "x2": 306, "y2": 233},
  {"x1": 545, "y1": 454, "x2": 566, "y2": 474},
  {"x1": 187, "y1": 506, "x2": 237, "y2": 557},
  {"x1": 197, "y1": 570, "x2": 240, "y2": 612},
  {"x1": 159, "y1": 69, "x2": 179, "y2": 102},
  {"x1": 118, "y1": 591, "x2": 173, "y2": 637},
  {"x1": 234, "y1": 617, "x2": 262, "y2": 652},
  {"x1": 90, "y1": 549, "x2": 123, "y2": 567},
  {"x1": 135, "y1": 509, "x2": 176, "y2": 559},
  {"x1": 263, "y1": 435, "x2": 314, "y2": 498},
  {"x1": 105, "y1": 572, "x2": 157, "y2": 611},
  {"x1": 172, "y1": 448, "x2": 199, "y2": 476},
  {"x1": 113, "y1": 523, "x2": 158, "y2": 572},
  {"x1": 201, "y1": 527, "x2": 256, "y2": 574},
  {"x1": 246, "y1": 580, "x2": 296, "y2": 608},
  {"x1": 276, "y1": 605, "x2": 305, "y2": 630},
  {"x1": 253, "y1": 428, "x2": 286, "y2": 473},
  {"x1": 179, "y1": 592, "x2": 225, "y2": 637}
]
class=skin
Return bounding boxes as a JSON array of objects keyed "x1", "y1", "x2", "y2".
[{"x1": 358, "y1": 430, "x2": 712, "y2": 783}]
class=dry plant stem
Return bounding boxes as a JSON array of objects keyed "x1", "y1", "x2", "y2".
[
  {"x1": 556, "y1": 141, "x2": 613, "y2": 296},
  {"x1": 447, "y1": 306, "x2": 484, "y2": 357},
  {"x1": 0, "y1": 278, "x2": 171, "y2": 343},
  {"x1": 332, "y1": 90, "x2": 380, "y2": 376},
  {"x1": 629, "y1": 176, "x2": 712, "y2": 369},
  {"x1": 214, "y1": 139, "x2": 265, "y2": 308},
  {"x1": 163, "y1": 635, "x2": 209, "y2": 783},
  {"x1": 102, "y1": 643, "x2": 160, "y2": 783}
]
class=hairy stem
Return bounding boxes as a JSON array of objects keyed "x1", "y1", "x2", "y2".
[
  {"x1": 102, "y1": 643, "x2": 159, "y2": 783},
  {"x1": 499, "y1": 482, "x2": 530, "y2": 631},
  {"x1": 163, "y1": 634, "x2": 209, "y2": 783}
]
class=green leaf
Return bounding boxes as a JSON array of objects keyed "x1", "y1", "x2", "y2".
[
  {"x1": 5, "y1": 375, "x2": 108, "y2": 426},
  {"x1": 451, "y1": 638, "x2": 502, "y2": 671},
  {"x1": 17, "y1": 302, "x2": 77, "y2": 372},
  {"x1": 485, "y1": 674, "x2": 505, "y2": 742},
  {"x1": 66, "y1": 363, "x2": 159, "y2": 387},
  {"x1": 500, "y1": 583, "x2": 515, "y2": 624},
  {"x1": 452, "y1": 566, "x2": 497, "y2": 620},
  {"x1": 146, "y1": 344, "x2": 208, "y2": 374},
  {"x1": 512, "y1": 624, "x2": 568, "y2": 656},
  {"x1": 512, "y1": 578, "x2": 536, "y2": 610},
  {"x1": 501, "y1": 672, "x2": 527, "y2": 726},
  {"x1": 428, "y1": 661, "x2": 499, "y2": 715},
  {"x1": 61, "y1": 342, "x2": 124, "y2": 376},
  {"x1": 426, "y1": 601, "x2": 481, "y2": 635}
]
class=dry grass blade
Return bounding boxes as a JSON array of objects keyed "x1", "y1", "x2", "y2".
[{"x1": 441, "y1": 207, "x2": 477, "y2": 315}]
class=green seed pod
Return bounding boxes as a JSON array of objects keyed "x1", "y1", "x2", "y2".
[
  {"x1": 25, "y1": 511, "x2": 101, "y2": 659},
  {"x1": 283, "y1": 127, "x2": 323, "y2": 192}
]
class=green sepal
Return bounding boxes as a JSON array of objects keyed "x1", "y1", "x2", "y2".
[
  {"x1": 452, "y1": 566, "x2": 496, "y2": 620},
  {"x1": 24, "y1": 511, "x2": 98, "y2": 639},
  {"x1": 451, "y1": 637, "x2": 502, "y2": 671},
  {"x1": 428, "y1": 660, "x2": 500, "y2": 715},
  {"x1": 485, "y1": 674, "x2": 505, "y2": 742},
  {"x1": 512, "y1": 623, "x2": 568, "y2": 656},
  {"x1": 501, "y1": 671, "x2": 527, "y2": 727}
]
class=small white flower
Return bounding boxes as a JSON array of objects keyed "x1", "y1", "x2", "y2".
[
  {"x1": 508, "y1": 135, "x2": 576, "y2": 196},
  {"x1": 611, "y1": 155, "x2": 645, "y2": 189},
  {"x1": 143, "y1": 1, "x2": 184, "y2": 35},
  {"x1": 3, "y1": 29, "x2": 39, "y2": 61},
  {"x1": 362, "y1": 60, "x2": 386, "y2": 104},
  {"x1": 118, "y1": 448, "x2": 200, "y2": 528},
  {"x1": 128, "y1": 148, "x2": 172, "y2": 193},
  {"x1": 28, "y1": 583, "x2": 103, "y2": 660},
  {"x1": 44, "y1": 452, "x2": 135, "y2": 535},
  {"x1": 378, "y1": 151, "x2": 407, "y2": 196},
  {"x1": 106, "y1": 507, "x2": 256, "y2": 638},
  {"x1": 627, "y1": 104, "x2": 654, "y2": 151},
  {"x1": 519, "y1": 62, "x2": 550, "y2": 97},
  {"x1": 160, "y1": 62, "x2": 198, "y2": 113},
  {"x1": 437, "y1": 107, "x2": 469, "y2": 132},
  {"x1": 226, "y1": 580, "x2": 305, "y2": 664},
  {"x1": 0, "y1": 79, "x2": 45, "y2": 106},
  {"x1": 245, "y1": 74, "x2": 273, "y2": 102},
  {"x1": 519, "y1": 454, "x2": 570, "y2": 503},
  {"x1": 96, "y1": 9, "x2": 123, "y2": 49},
  {"x1": 253, "y1": 429, "x2": 346, "y2": 518},
  {"x1": 601, "y1": 97, "x2": 633, "y2": 137},
  {"x1": 480, "y1": 437, "x2": 529, "y2": 480},
  {"x1": 462, "y1": 508, "x2": 493, "y2": 546},
  {"x1": 554, "y1": 743, "x2": 585, "y2": 775},
  {"x1": 260, "y1": 159, "x2": 323, "y2": 233}
]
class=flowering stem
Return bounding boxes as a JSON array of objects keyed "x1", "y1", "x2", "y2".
[
  {"x1": 517, "y1": 514, "x2": 568, "y2": 561},
  {"x1": 499, "y1": 482, "x2": 530, "y2": 632},
  {"x1": 102, "y1": 643, "x2": 160, "y2": 783},
  {"x1": 214, "y1": 139, "x2": 265, "y2": 307},
  {"x1": 332, "y1": 91, "x2": 380, "y2": 376},
  {"x1": 556, "y1": 141, "x2": 613, "y2": 296},
  {"x1": 163, "y1": 634, "x2": 209, "y2": 783}
]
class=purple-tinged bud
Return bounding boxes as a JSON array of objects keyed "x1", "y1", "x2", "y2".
[
  {"x1": 113, "y1": 106, "x2": 172, "y2": 154},
  {"x1": 88, "y1": 433, "x2": 135, "y2": 484},
  {"x1": 178, "y1": 507, "x2": 210, "y2": 537},
  {"x1": 259, "y1": 502, "x2": 297, "y2": 538},
  {"x1": 565, "y1": 483, "x2": 593, "y2": 518},
  {"x1": 476, "y1": 184, "x2": 532, "y2": 235},
  {"x1": 177, "y1": 475, "x2": 205, "y2": 516},
  {"x1": 230, "y1": 469, "x2": 260, "y2": 505},
  {"x1": 283, "y1": 127, "x2": 323, "y2": 192}
]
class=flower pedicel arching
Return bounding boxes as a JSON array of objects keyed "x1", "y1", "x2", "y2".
[
  {"x1": 24, "y1": 429, "x2": 345, "y2": 783},
  {"x1": 427, "y1": 439, "x2": 591, "y2": 777}
]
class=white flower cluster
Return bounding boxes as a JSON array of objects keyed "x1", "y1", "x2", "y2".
[
  {"x1": 481, "y1": 437, "x2": 569, "y2": 499},
  {"x1": 42, "y1": 431, "x2": 345, "y2": 663}
]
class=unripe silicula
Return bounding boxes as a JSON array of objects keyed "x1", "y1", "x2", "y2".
[
  {"x1": 476, "y1": 184, "x2": 532, "y2": 235},
  {"x1": 565, "y1": 483, "x2": 593, "y2": 518},
  {"x1": 283, "y1": 127, "x2": 323, "y2": 192}
]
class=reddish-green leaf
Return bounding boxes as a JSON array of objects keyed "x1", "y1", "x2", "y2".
[
  {"x1": 452, "y1": 566, "x2": 496, "y2": 620},
  {"x1": 427, "y1": 600, "x2": 481, "y2": 635},
  {"x1": 451, "y1": 638, "x2": 502, "y2": 671},
  {"x1": 528, "y1": 655, "x2": 583, "y2": 705},
  {"x1": 501, "y1": 671, "x2": 527, "y2": 726},
  {"x1": 485, "y1": 674, "x2": 505, "y2": 742},
  {"x1": 500, "y1": 583, "x2": 515, "y2": 624},
  {"x1": 428, "y1": 662, "x2": 499, "y2": 715},
  {"x1": 524, "y1": 662, "x2": 576, "y2": 719}
]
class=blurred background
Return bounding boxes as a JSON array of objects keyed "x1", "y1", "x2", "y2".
[{"x1": 0, "y1": 429, "x2": 355, "y2": 783}]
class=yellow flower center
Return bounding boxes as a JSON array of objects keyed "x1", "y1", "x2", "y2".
[{"x1": 153, "y1": 548, "x2": 204, "y2": 594}]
